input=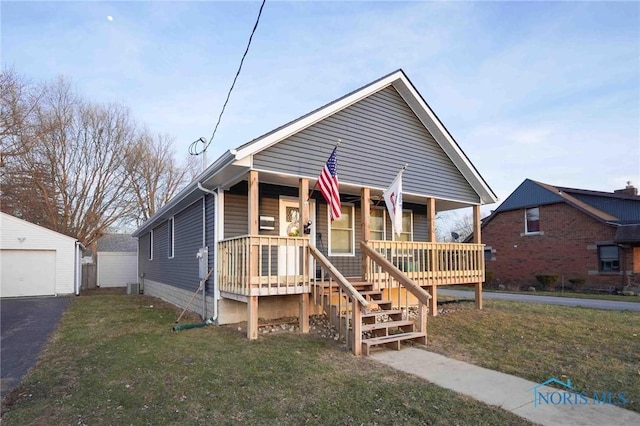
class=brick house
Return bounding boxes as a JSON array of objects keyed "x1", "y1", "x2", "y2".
[{"x1": 479, "y1": 179, "x2": 640, "y2": 291}]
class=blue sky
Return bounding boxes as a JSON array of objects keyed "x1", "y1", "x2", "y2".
[{"x1": 2, "y1": 1, "x2": 639, "y2": 211}]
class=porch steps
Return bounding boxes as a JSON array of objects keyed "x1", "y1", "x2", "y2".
[
  {"x1": 362, "y1": 332, "x2": 427, "y2": 356},
  {"x1": 317, "y1": 277, "x2": 426, "y2": 356}
]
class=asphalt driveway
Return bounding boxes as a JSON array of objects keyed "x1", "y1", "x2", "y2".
[{"x1": 1, "y1": 296, "x2": 72, "y2": 399}]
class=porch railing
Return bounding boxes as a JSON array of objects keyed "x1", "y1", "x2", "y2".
[
  {"x1": 364, "y1": 240, "x2": 485, "y2": 286},
  {"x1": 360, "y1": 242, "x2": 430, "y2": 334},
  {"x1": 309, "y1": 244, "x2": 369, "y2": 356},
  {"x1": 218, "y1": 235, "x2": 311, "y2": 297}
]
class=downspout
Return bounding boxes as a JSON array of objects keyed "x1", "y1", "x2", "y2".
[
  {"x1": 198, "y1": 182, "x2": 219, "y2": 322},
  {"x1": 74, "y1": 241, "x2": 82, "y2": 295}
]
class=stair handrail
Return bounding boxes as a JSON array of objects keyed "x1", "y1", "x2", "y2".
[
  {"x1": 360, "y1": 242, "x2": 432, "y2": 305},
  {"x1": 308, "y1": 244, "x2": 370, "y2": 308}
]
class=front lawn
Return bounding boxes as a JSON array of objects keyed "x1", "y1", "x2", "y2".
[
  {"x1": 1, "y1": 294, "x2": 530, "y2": 425},
  {"x1": 428, "y1": 300, "x2": 640, "y2": 413}
]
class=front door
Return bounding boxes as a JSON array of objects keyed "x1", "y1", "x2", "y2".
[{"x1": 279, "y1": 197, "x2": 316, "y2": 276}]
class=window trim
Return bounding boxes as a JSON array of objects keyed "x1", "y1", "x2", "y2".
[
  {"x1": 168, "y1": 217, "x2": 175, "y2": 259},
  {"x1": 328, "y1": 203, "x2": 355, "y2": 256},
  {"x1": 524, "y1": 207, "x2": 541, "y2": 235},
  {"x1": 369, "y1": 207, "x2": 386, "y2": 241},
  {"x1": 391, "y1": 210, "x2": 413, "y2": 242},
  {"x1": 149, "y1": 230, "x2": 154, "y2": 261}
]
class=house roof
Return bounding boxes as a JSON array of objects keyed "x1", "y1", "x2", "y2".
[
  {"x1": 97, "y1": 233, "x2": 137, "y2": 252},
  {"x1": 0, "y1": 212, "x2": 78, "y2": 243},
  {"x1": 615, "y1": 224, "x2": 640, "y2": 243},
  {"x1": 133, "y1": 70, "x2": 497, "y2": 238},
  {"x1": 482, "y1": 179, "x2": 640, "y2": 229}
]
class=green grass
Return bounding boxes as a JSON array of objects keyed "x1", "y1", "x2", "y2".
[
  {"x1": 1, "y1": 294, "x2": 531, "y2": 425},
  {"x1": 428, "y1": 300, "x2": 640, "y2": 413}
]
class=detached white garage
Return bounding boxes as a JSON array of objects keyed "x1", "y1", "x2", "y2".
[
  {"x1": 0, "y1": 212, "x2": 81, "y2": 297},
  {"x1": 97, "y1": 234, "x2": 138, "y2": 288}
]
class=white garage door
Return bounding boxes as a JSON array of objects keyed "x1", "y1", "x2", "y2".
[
  {"x1": 1, "y1": 250, "x2": 56, "y2": 297},
  {"x1": 97, "y1": 252, "x2": 137, "y2": 287}
]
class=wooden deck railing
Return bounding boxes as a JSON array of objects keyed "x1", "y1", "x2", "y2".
[
  {"x1": 218, "y1": 235, "x2": 311, "y2": 297},
  {"x1": 364, "y1": 240, "x2": 485, "y2": 286},
  {"x1": 309, "y1": 244, "x2": 369, "y2": 356},
  {"x1": 360, "y1": 242, "x2": 431, "y2": 333}
]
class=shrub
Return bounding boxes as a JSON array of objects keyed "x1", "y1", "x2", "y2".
[
  {"x1": 485, "y1": 270, "x2": 494, "y2": 285},
  {"x1": 535, "y1": 274, "x2": 559, "y2": 291},
  {"x1": 568, "y1": 278, "x2": 585, "y2": 291}
]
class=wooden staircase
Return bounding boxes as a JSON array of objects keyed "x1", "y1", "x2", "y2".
[{"x1": 315, "y1": 278, "x2": 427, "y2": 356}]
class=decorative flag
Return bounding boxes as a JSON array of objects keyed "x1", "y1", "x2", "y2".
[
  {"x1": 318, "y1": 147, "x2": 342, "y2": 221},
  {"x1": 383, "y1": 169, "x2": 404, "y2": 236}
]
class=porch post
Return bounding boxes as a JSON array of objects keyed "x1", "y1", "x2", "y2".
[
  {"x1": 299, "y1": 178, "x2": 310, "y2": 333},
  {"x1": 248, "y1": 296, "x2": 259, "y2": 340},
  {"x1": 361, "y1": 187, "x2": 370, "y2": 281},
  {"x1": 351, "y1": 300, "x2": 362, "y2": 356},
  {"x1": 473, "y1": 204, "x2": 483, "y2": 310},
  {"x1": 417, "y1": 301, "x2": 427, "y2": 343},
  {"x1": 427, "y1": 197, "x2": 436, "y2": 242},
  {"x1": 247, "y1": 170, "x2": 259, "y2": 339},
  {"x1": 427, "y1": 197, "x2": 437, "y2": 316}
]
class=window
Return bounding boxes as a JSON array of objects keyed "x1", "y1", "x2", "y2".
[
  {"x1": 598, "y1": 245, "x2": 619, "y2": 272},
  {"x1": 329, "y1": 204, "x2": 354, "y2": 255},
  {"x1": 168, "y1": 217, "x2": 174, "y2": 258},
  {"x1": 149, "y1": 230, "x2": 154, "y2": 260},
  {"x1": 525, "y1": 207, "x2": 540, "y2": 234},
  {"x1": 392, "y1": 210, "x2": 413, "y2": 241},
  {"x1": 484, "y1": 246, "x2": 495, "y2": 261},
  {"x1": 370, "y1": 208, "x2": 385, "y2": 240}
]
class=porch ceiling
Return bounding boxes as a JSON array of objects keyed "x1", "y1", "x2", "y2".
[{"x1": 244, "y1": 170, "x2": 476, "y2": 212}]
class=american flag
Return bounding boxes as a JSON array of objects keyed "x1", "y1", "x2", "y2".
[{"x1": 318, "y1": 147, "x2": 342, "y2": 221}]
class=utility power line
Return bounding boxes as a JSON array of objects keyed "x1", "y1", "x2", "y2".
[{"x1": 189, "y1": 0, "x2": 267, "y2": 157}]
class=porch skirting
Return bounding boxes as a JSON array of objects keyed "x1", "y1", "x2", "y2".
[
  {"x1": 143, "y1": 279, "x2": 322, "y2": 325},
  {"x1": 143, "y1": 279, "x2": 217, "y2": 321}
]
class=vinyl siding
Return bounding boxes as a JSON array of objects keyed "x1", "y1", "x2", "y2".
[
  {"x1": 253, "y1": 86, "x2": 479, "y2": 203},
  {"x1": 204, "y1": 193, "x2": 215, "y2": 294},
  {"x1": 224, "y1": 193, "x2": 248, "y2": 238},
  {"x1": 138, "y1": 198, "x2": 205, "y2": 292}
]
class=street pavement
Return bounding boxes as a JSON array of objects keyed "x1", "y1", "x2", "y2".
[{"x1": 439, "y1": 289, "x2": 640, "y2": 311}]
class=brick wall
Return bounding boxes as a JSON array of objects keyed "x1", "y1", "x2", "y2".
[{"x1": 482, "y1": 202, "x2": 634, "y2": 290}]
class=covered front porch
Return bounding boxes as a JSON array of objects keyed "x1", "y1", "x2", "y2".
[
  {"x1": 217, "y1": 234, "x2": 484, "y2": 353},
  {"x1": 214, "y1": 167, "x2": 486, "y2": 351}
]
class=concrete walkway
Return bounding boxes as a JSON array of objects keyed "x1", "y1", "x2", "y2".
[{"x1": 372, "y1": 348, "x2": 640, "y2": 426}]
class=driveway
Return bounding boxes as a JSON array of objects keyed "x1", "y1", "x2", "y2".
[
  {"x1": 439, "y1": 289, "x2": 640, "y2": 312},
  {"x1": 1, "y1": 296, "x2": 73, "y2": 399}
]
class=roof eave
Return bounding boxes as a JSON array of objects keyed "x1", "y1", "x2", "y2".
[
  {"x1": 132, "y1": 150, "x2": 236, "y2": 237},
  {"x1": 391, "y1": 73, "x2": 498, "y2": 205},
  {"x1": 233, "y1": 69, "x2": 497, "y2": 205}
]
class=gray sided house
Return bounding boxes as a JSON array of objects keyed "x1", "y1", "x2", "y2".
[{"x1": 133, "y1": 70, "x2": 497, "y2": 355}]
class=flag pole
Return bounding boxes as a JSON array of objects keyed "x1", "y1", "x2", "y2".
[
  {"x1": 307, "y1": 139, "x2": 341, "y2": 201},
  {"x1": 374, "y1": 164, "x2": 408, "y2": 207}
]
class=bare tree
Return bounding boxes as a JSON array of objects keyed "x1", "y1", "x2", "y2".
[
  {"x1": 2, "y1": 71, "x2": 199, "y2": 243},
  {"x1": 1, "y1": 76, "x2": 137, "y2": 246},
  {"x1": 0, "y1": 68, "x2": 44, "y2": 165},
  {"x1": 125, "y1": 132, "x2": 199, "y2": 224},
  {"x1": 436, "y1": 210, "x2": 482, "y2": 242}
]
